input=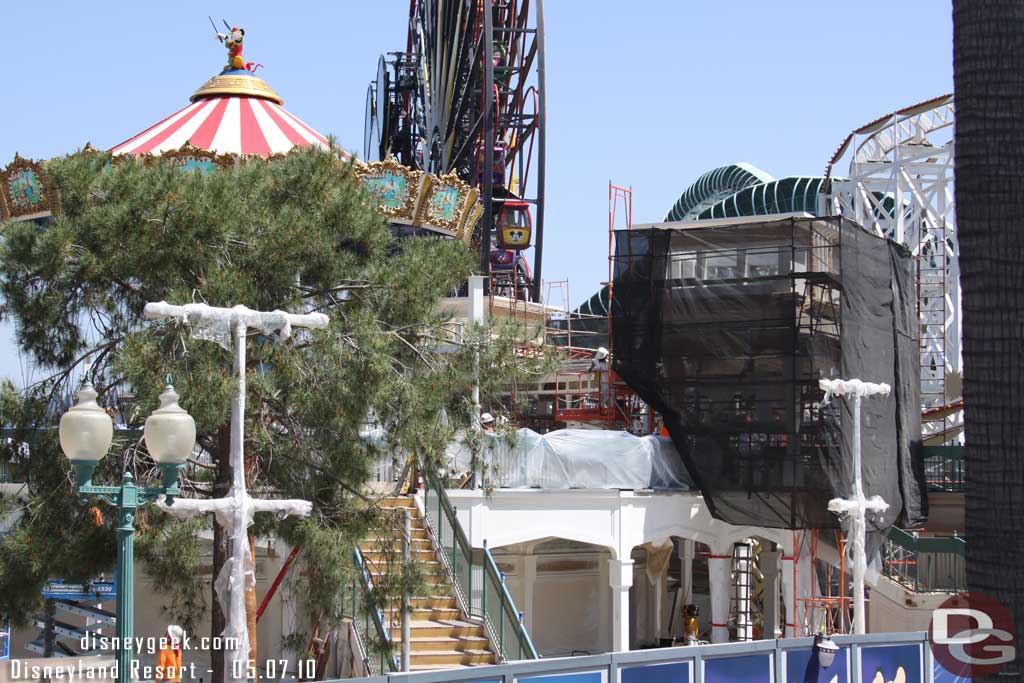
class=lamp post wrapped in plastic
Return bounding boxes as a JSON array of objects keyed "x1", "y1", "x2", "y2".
[
  {"x1": 144, "y1": 302, "x2": 326, "y2": 683},
  {"x1": 820, "y1": 378, "x2": 891, "y2": 635}
]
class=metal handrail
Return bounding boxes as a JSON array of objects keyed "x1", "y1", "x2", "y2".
[
  {"x1": 483, "y1": 541, "x2": 539, "y2": 660},
  {"x1": 425, "y1": 472, "x2": 475, "y2": 611},
  {"x1": 352, "y1": 547, "x2": 400, "y2": 673},
  {"x1": 882, "y1": 527, "x2": 965, "y2": 593},
  {"x1": 921, "y1": 445, "x2": 965, "y2": 492},
  {"x1": 422, "y1": 467, "x2": 539, "y2": 661}
]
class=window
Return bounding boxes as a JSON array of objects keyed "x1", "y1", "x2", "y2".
[
  {"x1": 669, "y1": 251, "x2": 697, "y2": 279},
  {"x1": 704, "y1": 252, "x2": 741, "y2": 279},
  {"x1": 746, "y1": 249, "x2": 782, "y2": 277}
]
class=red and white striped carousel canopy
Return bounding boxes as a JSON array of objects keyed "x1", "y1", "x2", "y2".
[{"x1": 110, "y1": 71, "x2": 330, "y2": 157}]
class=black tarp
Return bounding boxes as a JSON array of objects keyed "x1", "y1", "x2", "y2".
[{"x1": 611, "y1": 217, "x2": 926, "y2": 530}]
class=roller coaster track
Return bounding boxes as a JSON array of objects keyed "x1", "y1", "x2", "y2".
[{"x1": 825, "y1": 94, "x2": 960, "y2": 443}]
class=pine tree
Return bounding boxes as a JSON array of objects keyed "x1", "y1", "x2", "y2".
[{"x1": 0, "y1": 146, "x2": 544, "y2": 669}]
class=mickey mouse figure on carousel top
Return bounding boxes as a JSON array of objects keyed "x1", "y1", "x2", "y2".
[{"x1": 211, "y1": 17, "x2": 262, "y2": 73}]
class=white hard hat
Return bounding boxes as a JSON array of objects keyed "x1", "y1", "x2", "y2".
[
  {"x1": 480, "y1": 412, "x2": 495, "y2": 424},
  {"x1": 595, "y1": 347, "x2": 609, "y2": 360},
  {"x1": 167, "y1": 625, "x2": 185, "y2": 643}
]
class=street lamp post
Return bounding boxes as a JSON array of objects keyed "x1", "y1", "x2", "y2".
[
  {"x1": 820, "y1": 378, "x2": 891, "y2": 635},
  {"x1": 60, "y1": 381, "x2": 196, "y2": 683},
  {"x1": 143, "y1": 301, "x2": 322, "y2": 683}
]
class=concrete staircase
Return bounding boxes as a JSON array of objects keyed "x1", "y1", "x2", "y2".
[{"x1": 359, "y1": 496, "x2": 496, "y2": 671}]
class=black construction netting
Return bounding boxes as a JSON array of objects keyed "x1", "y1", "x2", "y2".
[{"x1": 611, "y1": 217, "x2": 926, "y2": 530}]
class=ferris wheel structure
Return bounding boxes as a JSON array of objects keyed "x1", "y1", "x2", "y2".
[{"x1": 366, "y1": 0, "x2": 547, "y2": 302}]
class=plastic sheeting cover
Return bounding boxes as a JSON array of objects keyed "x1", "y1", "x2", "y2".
[
  {"x1": 446, "y1": 428, "x2": 694, "y2": 490},
  {"x1": 143, "y1": 301, "x2": 329, "y2": 350}
]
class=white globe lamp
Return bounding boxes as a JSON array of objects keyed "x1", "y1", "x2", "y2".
[
  {"x1": 59, "y1": 383, "x2": 114, "y2": 486},
  {"x1": 143, "y1": 383, "x2": 197, "y2": 489}
]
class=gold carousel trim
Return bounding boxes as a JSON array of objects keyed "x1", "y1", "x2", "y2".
[
  {"x1": 354, "y1": 156, "x2": 421, "y2": 221},
  {"x1": 356, "y1": 157, "x2": 480, "y2": 244},
  {"x1": 190, "y1": 73, "x2": 284, "y2": 105},
  {"x1": 2, "y1": 145, "x2": 481, "y2": 247},
  {"x1": 1, "y1": 153, "x2": 60, "y2": 223}
]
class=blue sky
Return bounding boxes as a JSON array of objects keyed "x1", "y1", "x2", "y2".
[{"x1": 0, "y1": 1, "x2": 953, "y2": 384}]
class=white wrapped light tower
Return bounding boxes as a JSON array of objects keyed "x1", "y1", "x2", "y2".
[
  {"x1": 145, "y1": 302, "x2": 326, "y2": 683},
  {"x1": 820, "y1": 378, "x2": 891, "y2": 635}
]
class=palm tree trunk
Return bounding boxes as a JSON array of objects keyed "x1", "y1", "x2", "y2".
[{"x1": 954, "y1": 0, "x2": 1024, "y2": 678}]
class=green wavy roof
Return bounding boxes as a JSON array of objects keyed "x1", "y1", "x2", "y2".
[{"x1": 664, "y1": 163, "x2": 774, "y2": 221}]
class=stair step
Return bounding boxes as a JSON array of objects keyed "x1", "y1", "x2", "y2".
[
  {"x1": 366, "y1": 560, "x2": 444, "y2": 573},
  {"x1": 377, "y1": 497, "x2": 416, "y2": 507},
  {"x1": 380, "y1": 608, "x2": 464, "y2": 623},
  {"x1": 368, "y1": 520, "x2": 429, "y2": 533},
  {"x1": 374, "y1": 584, "x2": 452, "y2": 596},
  {"x1": 359, "y1": 538, "x2": 433, "y2": 550},
  {"x1": 370, "y1": 584, "x2": 453, "y2": 598},
  {"x1": 375, "y1": 517, "x2": 426, "y2": 527},
  {"x1": 384, "y1": 596, "x2": 457, "y2": 609},
  {"x1": 370, "y1": 510, "x2": 426, "y2": 521},
  {"x1": 359, "y1": 497, "x2": 499, "y2": 669},
  {"x1": 360, "y1": 548, "x2": 437, "y2": 561},
  {"x1": 401, "y1": 636, "x2": 491, "y2": 653},
  {"x1": 368, "y1": 574, "x2": 449, "y2": 589},
  {"x1": 380, "y1": 499, "x2": 419, "y2": 509},
  {"x1": 361, "y1": 532, "x2": 432, "y2": 542},
  {"x1": 360, "y1": 531, "x2": 431, "y2": 541},
  {"x1": 402, "y1": 607, "x2": 462, "y2": 620},
  {"x1": 391, "y1": 620, "x2": 485, "y2": 639},
  {"x1": 409, "y1": 650, "x2": 495, "y2": 666},
  {"x1": 367, "y1": 570, "x2": 447, "y2": 584}
]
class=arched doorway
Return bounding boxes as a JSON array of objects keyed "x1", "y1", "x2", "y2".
[{"x1": 490, "y1": 537, "x2": 613, "y2": 657}]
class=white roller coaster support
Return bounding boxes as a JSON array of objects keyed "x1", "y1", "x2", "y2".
[{"x1": 826, "y1": 96, "x2": 961, "y2": 442}]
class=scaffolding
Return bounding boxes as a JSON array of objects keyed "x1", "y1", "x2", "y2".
[
  {"x1": 730, "y1": 541, "x2": 755, "y2": 641},
  {"x1": 918, "y1": 222, "x2": 947, "y2": 410},
  {"x1": 792, "y1": 529, "x2": 851, "y2": 636},
  {"x1": 548, "y1": 183, "x2": 653, "y2": 435}
]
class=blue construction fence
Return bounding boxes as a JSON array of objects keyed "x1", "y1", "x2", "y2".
[{"x1": 336, "y1": 632, "x2": 969, "y2": 683}]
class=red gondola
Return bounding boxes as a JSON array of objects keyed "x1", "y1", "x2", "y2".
[{"x1": 496, "y1": 199, "x2": 532, "y2": 249}]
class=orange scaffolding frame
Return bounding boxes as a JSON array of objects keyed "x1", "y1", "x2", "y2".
[
  {"x1": 550, "y1": 183, "x2": 652, "y2": 434},
  {"x1": 792, "y1": 529, "x2": 851, "y2": 636}
]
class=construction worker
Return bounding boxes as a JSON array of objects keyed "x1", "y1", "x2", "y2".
[
  {"x1": 589, "y1": 347, "x2": 610, "y2": 408},
  {"x1": 156, "y1": 625, "x2": 184, "y2": 683},
  {"x1": 480, "y1": 412, "x2": 496, "y2": 433}
]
